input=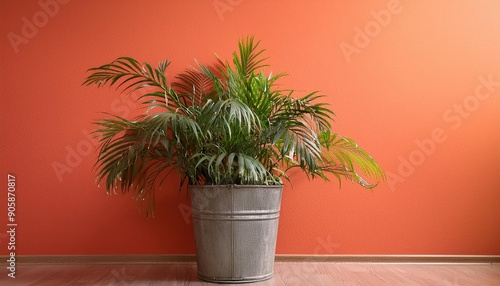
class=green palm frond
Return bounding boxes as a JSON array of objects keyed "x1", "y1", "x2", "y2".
[
  {"x1": 83, "y1": 57, "x2": 186, "y2": 112},
  {"x1": 84, "y1": 35, "x2": 385, "y2": 217},
  {"x1": 233, "y1": 36, "x2": 268, "y2": 77},
  {"x1": 172, "y1": 68, "x2": 215, "y2": 106},
  {"x1": 318, "y1": 131, "x2": 386, "y2": 188}
]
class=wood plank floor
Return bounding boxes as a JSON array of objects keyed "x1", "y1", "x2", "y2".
[{"x1": 4, "y1": 262, "x2": 500, "y2": 285}]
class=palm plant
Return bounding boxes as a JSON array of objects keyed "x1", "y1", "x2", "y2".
[{"x1": 83, "y1": 36, "x2": 385, "y2": 216}]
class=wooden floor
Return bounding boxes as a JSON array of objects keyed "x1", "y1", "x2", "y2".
[{"x1": 5, "y1": 262, "x2": 500, "y2": 285}]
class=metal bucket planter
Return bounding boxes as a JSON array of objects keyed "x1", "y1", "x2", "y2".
[{"x1": 189, "y1": 185, "x2": 283, "y2": 283}]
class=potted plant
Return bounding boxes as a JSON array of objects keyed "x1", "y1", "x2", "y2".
[{"x1": 83, "y1": 36, "x2": 385, "y2": 283}]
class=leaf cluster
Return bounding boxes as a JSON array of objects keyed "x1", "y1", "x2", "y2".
[{"x1": 83, "y1": 36, "x2": 385, "y2": 216}]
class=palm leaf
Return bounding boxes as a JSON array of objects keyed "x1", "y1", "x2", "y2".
[{"x1": 83, "y1": 36, "x2": 386, "y2": 217}]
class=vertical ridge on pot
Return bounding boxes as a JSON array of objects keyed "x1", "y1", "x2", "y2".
[{"x1": 190, "y1": 185, "x2": 283, "y2": 283}]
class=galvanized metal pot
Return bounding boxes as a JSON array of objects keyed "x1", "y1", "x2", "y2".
[{"x1": 189, "y1": 185, "x2": 283, "y2": 283}]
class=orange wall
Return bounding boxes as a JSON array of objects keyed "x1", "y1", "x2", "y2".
[{"x1": 1, "y1": 0, "x2": 499, "y2": 256}]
